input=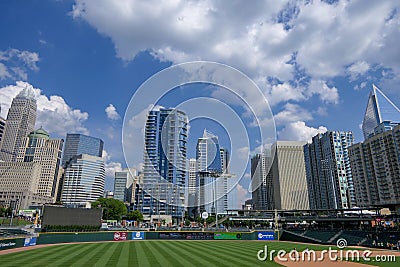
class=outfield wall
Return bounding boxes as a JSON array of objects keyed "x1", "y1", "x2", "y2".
[
  {"x1": 36, "y1": 231, "x2": 278, "y2": 244},
  {"x1": 0, "y1": 230, "x2": 278, "y2": 250}
]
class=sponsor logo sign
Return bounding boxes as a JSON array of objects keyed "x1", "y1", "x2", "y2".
[
  {"x1": 257, "y1": 232, "x2": 275, "y2": 240},
  {"x1": 113, "y1": 232, "x2": 128, "y2": 241},
  {"x1": 132, "y1": 232, "x2": 144, "y2": 240},
  {"x1": 24, "y1": 237, "x2": 37, "y2": 247},
  {"x1": 214, "y1": 233, "x2": 242, "y2": 240}
]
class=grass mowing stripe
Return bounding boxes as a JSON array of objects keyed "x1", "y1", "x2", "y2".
[
  {"x1": 31, "y1": 244, "x2": 94, "y2": 267},
  {"x1": 162, "y1": 241, "x2": 222, "y2": 267},
  {"x1": 173, "y1": 241, "x2": 234, "y2": 267},
  {"x1": 149, "y1": 241, "x2": 187, "y2": 267},
  {"x1": 159, "y1": 241, "x2": 205, "y2": 266},
  {"x1": 92, "y1": 242, "x2": 120, "y2": 267},
  {"x1": 53, "y1": 243, "x2": 98, "y2": 267},
  {"x1": 134, "y1": 241, "x2": 152, "y2": 266},
  {"x1": 3, "y1": 243, "x2": 87, "y2": 266},
  {"x1": 141, "y1": 240, "x2": 179, "y2": 266},
  {"x1": 128, "y1": 241, "x2": 139, "y2": 266},
  {"x1": 105, "y1": 242, "x2": 125, "y2": 266},
  {"x1": 187, "y1": 241, "x2": 254, "y2": 260},
  {"x1": 69, "y1": 242, "x2": 109, "y2": 266},
  {"x1": 170, "y1": 241, "x2": 232, "y2": 266},
  {"x1": 116, "y1": 242, "x2": 130, "y2": 266},
  {"x1": 0, "y1": 243, "x2": 66, "y2": 262}
]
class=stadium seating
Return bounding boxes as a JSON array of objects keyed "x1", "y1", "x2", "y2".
[{"x1": 303, "y1": 230, "x2": 338, "y2": 243}]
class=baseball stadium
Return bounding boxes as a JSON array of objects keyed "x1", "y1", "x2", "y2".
[{"x1": 1, "y1": 206, "x2": 399, "y2": 266}]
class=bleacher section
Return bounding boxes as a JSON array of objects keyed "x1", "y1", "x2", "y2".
[
  {"x1": 280, "y1": 230, "x2": 322, "y2": 244},
  {"x1": 303, "y1": 230, "x2": 338, "y2": 243},
  {"x1": 331, "y1": 231, "x2": 367, "y2": 245}
]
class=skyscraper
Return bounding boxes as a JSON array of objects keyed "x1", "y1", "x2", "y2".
[
  {"x1": 61, "y1": 134, "x2": 104, "y2": 167},
  {"x1": 251, "y1": 153, "x2": 273, "y2": 210},
  {"x1": 0, "y1": 87, "x2": 37, "y2": 162},
  {"x1": 362, "y1": 84, "x2": 400, "y2": 139},
  {"x1": 197, "y1": 130, "x2": 230, "y2": 214},
  {"x1": 349, "y1": 123, "x2": 400, "y2": 208},
  {"x1": 58, "y1": 133, "x2": 104, "y2": 201},
  {"x1": 16, "y1": 127, "x2": 63, "y2": 199},
  {"x1": 139, "y1": 108, "x2": 188, "y2": 221},
  {"x1": 271, "y1": 141, "x2": 309, "y2": 210},
  {"x1": 60, "y1": 154, "x2": 105, "y2": 207},
  {"x1": 350, "y1": 85, "x2": 400, "y2": 210},
  {"x1": 187, "y1": 158, "x2": 198, "y2": 218},
  {"x1": 304, "y1": 131, "x2": 356, "y2": 210},
  {"x1": 114, "y1": 168, "x2": 137, "y2": 204}
]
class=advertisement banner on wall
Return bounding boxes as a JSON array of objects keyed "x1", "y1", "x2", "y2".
[
  {"x1": 24, "y1": 237, "x2": 37, "y2": 247},
  {"x1": 214, "y1": 233, "x2": 242, "y2": 240},
  {"x1": 132, "y1": 232, "x2": 144, "y2": 240},
  {"x1": 113, "y1": 232, "x2": 128, "y2": 241},
  {"x1": 0, "y1": 240, "x2": 17, "y2": 250},
  {"x1": 257, "y1": 232, "x2": 275, "y2": 240}
]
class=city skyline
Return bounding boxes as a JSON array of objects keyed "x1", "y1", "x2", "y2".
[{"x1": 1, "y1": 1, "x2": 400, "y2": 208}]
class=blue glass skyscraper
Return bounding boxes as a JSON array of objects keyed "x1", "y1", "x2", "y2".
[{"x1": 62, "y1": 134, "x2": 104, "y2": 167}]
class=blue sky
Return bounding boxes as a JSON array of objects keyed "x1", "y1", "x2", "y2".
[{"x1": 0, "y1": 0, "x2": 399, "y2": 207}]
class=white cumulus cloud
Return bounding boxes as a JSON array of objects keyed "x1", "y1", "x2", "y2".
[
  {"x1": 0, "y1": 81, "x2": 89, "y2": 136},
  {"x1": 278, "y1": 121, "x2": 327, "y2": 142},
  {"x1": 105, "y1": 104, "x2": 121, "y2": 120},
  {"x1": 71, "y1": 0, "x2": 400, "y2": 105}
]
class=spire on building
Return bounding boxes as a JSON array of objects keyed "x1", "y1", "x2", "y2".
[{"x1": 362, "y1": 84, "x2": 400, "y2": 139}]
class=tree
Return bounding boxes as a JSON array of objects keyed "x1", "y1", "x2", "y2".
[
  {"x1": 126, "y1": 210, "x2": 143, "y2": 222},
  {"x1": 92, "y1": 198, "x2": 127, "y2": 221}
]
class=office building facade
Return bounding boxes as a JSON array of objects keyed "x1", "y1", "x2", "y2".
[
  {"x1": 271, "y1": 141, "x2": 309, "y2": 210},
  {"x1": 16, "y1": 127, "x2": 63, "y2": 199},
  {"x1": 251, "y1": 153, "x2": 273, "y2": 210},
  {"x1": 0, "y1": 87, "x2": 37, "y2": 162},
  {"x1": 60, "y1": 154, "x2": 105, "y2": 207},
  {"x1": 61, "y1": 133, "x2": 104, "y2": 167},
  {"x1": 0, "y1": 161, "x2": 53, "y2": 210},
  {"x1": 197, "y1": 130, "x2": 230, "y2": 214},
  {"x1": 304, "y1": 131, "x2": 356, "y2": 210},
  {"x1": 114, "y1": 168, "x2": 137, "y2": 204},
  {"x1": 139, "y1": 108, "x2": 188, "y2": 221}
]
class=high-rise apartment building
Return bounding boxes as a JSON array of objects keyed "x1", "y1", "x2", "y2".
[
  {"x1": 304, "y1": 131, "x2": 355, "y2": 209},
  {"x1": 60, "y1": 154, "x2": 105, "y2": 207},
  {"x1": 139, "y1": 108, "x2": 188, "y2": 221},
  {"x1": 350, "y1": 85, "x2": 400, "y2": 210},
  {"x1": 349, "y1": 123, "x2": 400, "y2": 208},
  {"x1": 16, "y1": 127, "x2": 63, "y2": 199},
  {"x1": 271, "y1": 141, "x2": 309, "y2": 210},
  {"x1": 61, "y1": 133, "x2": 104, "y2": 167},
  {"x1": 114, "y1": 168, "x2": 137, "y2": 204},
  {"x1": 0, "y1": 87, "x2": 37, "y2": 162},
  {"x1": 362, "y1": 84, "x2": 400, "y2": 139}
]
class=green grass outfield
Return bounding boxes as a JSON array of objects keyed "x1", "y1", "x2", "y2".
[{"x1": 0, "y1": 240, "x2": 398, "y2": 267}]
